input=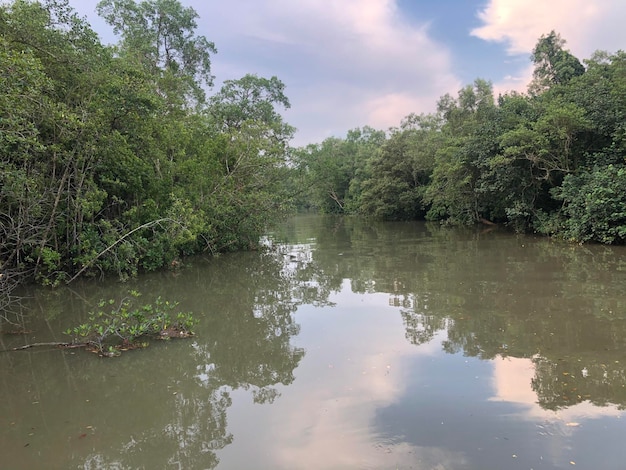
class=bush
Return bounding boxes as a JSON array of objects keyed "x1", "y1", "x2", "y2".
[
  {"x1": 555, "y1": 165, "x2": 626, "y2": 243},
  {"x1": 65, "y1": 291, "x2": 197, "y2": 356}
]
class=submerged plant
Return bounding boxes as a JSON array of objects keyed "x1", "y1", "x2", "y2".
[{"x1": 65, "y1": 291, "x2": 197, "y2": 356}]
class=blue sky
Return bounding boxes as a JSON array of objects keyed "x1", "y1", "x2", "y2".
[{"x1": 67, "y1": 0, "x2": 626, "y2": 145}]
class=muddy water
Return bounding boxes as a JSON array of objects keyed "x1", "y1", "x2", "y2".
[{"x1": 2, "y1": 215, "x2": 626, "y2": 469}]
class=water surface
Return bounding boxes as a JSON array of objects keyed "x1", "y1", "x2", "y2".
[{"x1": 2, "y1": 215, "x2": 626, "y2": 469}]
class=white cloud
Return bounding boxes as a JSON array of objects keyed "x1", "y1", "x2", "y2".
[
  {"x1": 253, "y1": 301, "x2": 457, "y2": 469},
  {"x1": 491, "y1": 64, "x2": 534, "y2": 97},
  {"x1": 471, "y1": 0, "x2": 602, "y2": 55},
  {"x1": 364, "y1": 92, "x2": 437, "y2": 129},
  {"x1": 192, "y1": 0, "x2": 461, "y2": 144}
]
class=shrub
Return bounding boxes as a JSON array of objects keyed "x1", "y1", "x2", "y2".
[
  {"x1": 65, "y1": 291, "x2": 197, "y2": 356},
  {"x1": 555, "y1": 164, "x2": 626, "y2": 243}
]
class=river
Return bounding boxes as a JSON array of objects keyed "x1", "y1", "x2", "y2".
[{"x1": 2, "y1": 214, "x2": 626, "y2": 469}]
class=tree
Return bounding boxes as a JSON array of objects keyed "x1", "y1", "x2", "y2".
[
  {"x1": 530, "y1": 31, "x2": 585, "y2": 94},
  {"x1": 0, "y1": 0, "x2": 299, "y2": 315},
  {"x1": 203, "y1": 74, "x2": 295, "y2": 249},
  {"x1": 554, "y1": 165, "x2": 626, "y2": 244},
  {"x1": 360, "y1": 114, "x2": 441, "y2": 220},
  {"x1": 96, "y1": 0, "x2": 217, "y2": 107},
  {"x1": 208, "y1": 74, "x2": 291, "y2": 138},
  {"x1": 426, "y1": 79, "x2": 498, "y2": 224},
  {"x1": 0, "y1": 0, "x2": 118, "y2": 286},
  {"x1": 292, "y1": 127, "x2": 386, "y2": 214}
]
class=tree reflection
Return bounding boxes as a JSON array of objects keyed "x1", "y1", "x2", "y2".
[
  {"x1": 100, "y1": 251, "x2": 308, "y2": 468},
  {"x1": 278, "y1": 215, "x2": 626, "y2": 412},
  {"x1": 0, "y1": 249, "x2": 312, "y2": 469},
  {"x1": 5, "y1": 215, "x2": 626, "y2": 469}
]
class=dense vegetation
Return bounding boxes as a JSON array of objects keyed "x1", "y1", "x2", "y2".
[
  {"x1": 1, "y1": 0, "x2": 625, "y2": 317},
  {"x1": 292, "y1": 32, "x2": 626, "y2": 246},
  {"x1": 0, "y1": 0, "x2": 294, "y2": 307}
]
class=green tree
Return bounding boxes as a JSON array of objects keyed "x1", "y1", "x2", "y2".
[
  {"x1": 555, "y1": 165, "x2": 626, "y2": 243},
  {"x1": 0, "y1": 0, "x2": 299, "y2": 312},
  {"x1": 96, "y1": 0, "x2": 217, "y2": 107},
  {"x1": 426, "y1": 79, "x2": 498, "y2": 224},
  {"x1": 292, "y1": 127, "x2": 386, "y2": 214},
  {"x1": 360, "y1": 114, "x2": 441, "y2": 220},
  {"x1": 0, "y1": 0, "x2": 117, "y2": 285},
  {"x1": 296, "y1": 138, "x2": 354, "y2": 213},
  {"x1": 204, "y1": 74, "x2": 295, "y2": 250},
  {"x1": 530, "y1": 30, "x2": 585, "y2": 94}
]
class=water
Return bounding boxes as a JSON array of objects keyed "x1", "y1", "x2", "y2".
[{"x1": 2, "y1": 214, "x2": 626, "y2": 469}]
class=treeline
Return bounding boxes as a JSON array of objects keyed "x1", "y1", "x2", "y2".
[
  {"x1": 0, "y1": 0, "x2": 294, "y2": 300},
  {"x1": 292, "y1": 32, "x2": 626, "y2": 244}
]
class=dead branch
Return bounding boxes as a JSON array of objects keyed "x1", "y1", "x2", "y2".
[
  {"x1": 66, "y1": 218, "x2": 178, "y2": 284},
  {"x1": 0, "y1": 341, "x2": 86, "y2": 353}
]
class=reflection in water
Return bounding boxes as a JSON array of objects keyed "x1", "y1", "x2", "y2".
[
  {"x1": 492, "y1": 356, "x2": 622, "y2": 421},
  {"x1": 2, "y1": 214, "x2": 626, "y2": 469},
  {"x1": 0, "y1": 251, "x2": 309, "y2": 469},
  {"x1": 265, "y1": 215, "x2": 626, "y2": 469},
  {"x1": 276, "y1": 215, "x2": 626, "y2": 413}
]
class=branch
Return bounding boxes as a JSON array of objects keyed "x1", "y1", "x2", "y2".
[
  {"x1": 0, "y1": 341, "x2": 86, "y2": 353},
  {"x1": 328, "y1": 189, "x2": 344, "y2": 209},
  {"x1": 66, "y1": 218, "x2": 178, "y2": 284}
]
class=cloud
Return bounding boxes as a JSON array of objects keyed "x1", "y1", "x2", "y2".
[
  {"x1": 471, "y1": 0, "x2": 602, "y2": 55},
  {"x1": 192, "y1": 0, "x2": 461, "y2": 144},
  {"x1": 256, "y1": 297, "x2": 458, "y2": 469},
  {"x1": 490, "y1": 64, "x2": 534, "y2": 97}
]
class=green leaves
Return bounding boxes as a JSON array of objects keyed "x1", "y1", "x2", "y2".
[
  {"x1": 291, "y1": 33, "x2": 626, "y2": 245},
  {"x1": 66, "y1": 292, "x2": 197, "y2": 355},
  {"x1": 555, "y1": 165, "x2": 626, "y2": 244},
  {"x1": 361, "y1": 119, "x2": 438, "y2": 220},
  {"x1": 530, "y1": 31, "x2": 585, "y2": 93},
  {"x1": 97, "y1": 0, "x2": 217, "y2": 106},
  {"x1": 292, "y1": 127, "x2": 386, "y2": 214},
  {"x1": 0, "y1": 0, "x2": 297, "y2": 302}
]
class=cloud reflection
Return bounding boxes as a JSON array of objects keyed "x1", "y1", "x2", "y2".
[
  {"x1": 221, "y1": 288, "x2": 464, "y2": 468},
  {"x1": 490, "y1": 356, "x2": 624, "y2": 422}
]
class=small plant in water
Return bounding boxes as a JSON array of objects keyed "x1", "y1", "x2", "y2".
[{"x1": 65, "y1": 290, "x2": 196, "y2": 356}]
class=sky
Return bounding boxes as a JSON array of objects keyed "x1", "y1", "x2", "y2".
[{"x1": 66, "y1": 0, "x2": 626, "y2": 146}]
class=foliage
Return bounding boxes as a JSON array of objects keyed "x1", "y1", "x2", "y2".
[
  {"x1": 96, "y1": 0, "x2": 217, "y2": 106},
  {"x1": 65, "y1": 291, "x2": 196, "y2": 356},
  {"x1": 290, "y1": 127, "x2": 385, "y2": 213},
  {"x1": 0, "y1": 0, "x2": 295, "y2": 316},
  {"x1": 555, "y1": 165, "x2": 626, "y2": 244},
  {"x1": 360, "y1": 115, "x2": 440, "y2": 220},
  {"x1": 530, "y1": 30, "x2": 585, "y2": 94}
]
